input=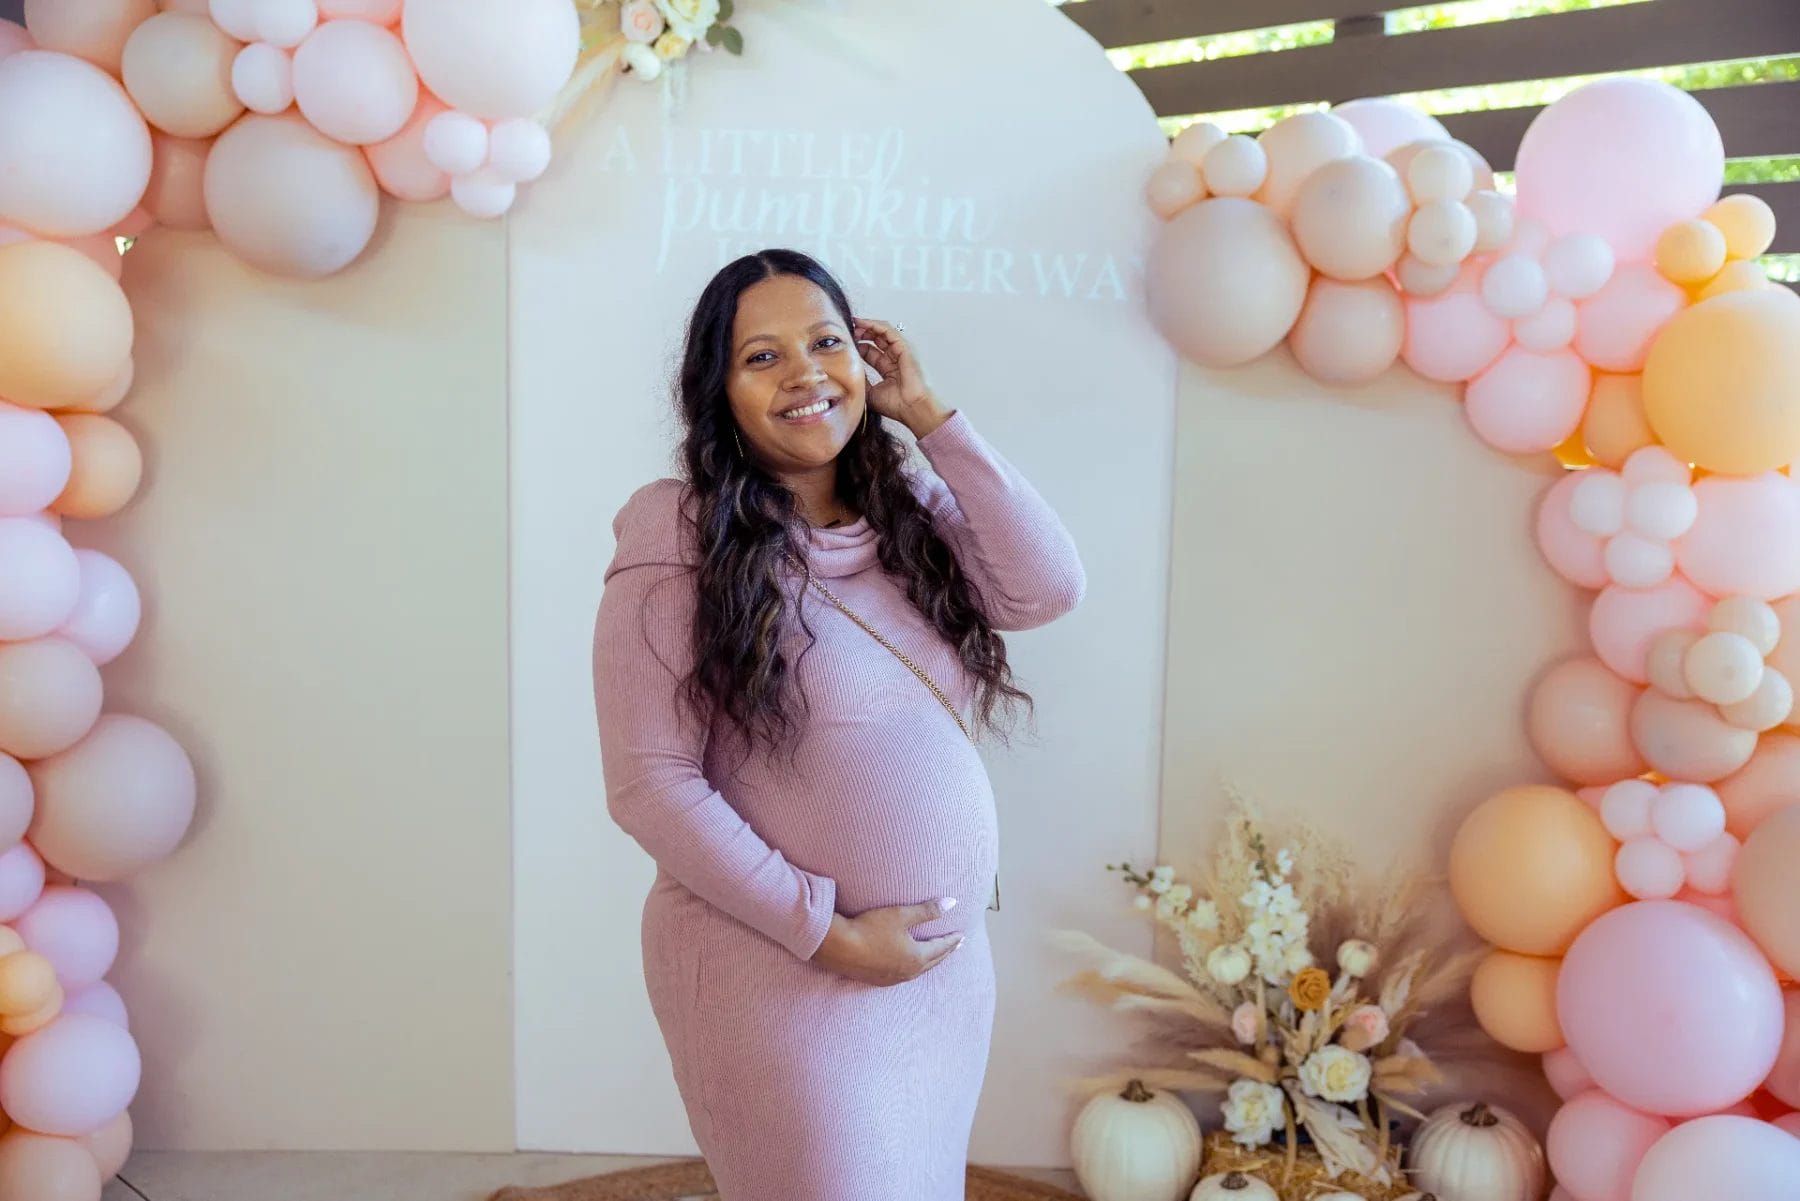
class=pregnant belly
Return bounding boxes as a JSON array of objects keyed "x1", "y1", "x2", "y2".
[{"x1": 736, "y1": 725, "x2": 998, "y2": 941}]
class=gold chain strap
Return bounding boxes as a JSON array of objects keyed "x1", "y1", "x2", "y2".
[{"x1": 803, "y1": 574, "x2": 976, "y2": 745}]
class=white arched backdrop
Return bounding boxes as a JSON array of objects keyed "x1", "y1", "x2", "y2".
[{"x1": 507, "y1": 0, "x2": 1176, "y2": 1164}]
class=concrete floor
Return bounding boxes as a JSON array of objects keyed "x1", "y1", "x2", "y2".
[{"x1": 104, "y1": 1153, "x2": 1083, "y2": 1201}]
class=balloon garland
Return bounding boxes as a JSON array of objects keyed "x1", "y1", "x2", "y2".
[
  {"x1": 1143, "y1": 79, "x2": 1800, "y2": 1196},
  {"x1": 0, "y1": 1, "x2": 589, "y2": 1195}
]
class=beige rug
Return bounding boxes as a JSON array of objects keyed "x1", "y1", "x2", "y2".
[{"x1": 489, "y1": 1160, "x2": 1085, "y2": 1201}]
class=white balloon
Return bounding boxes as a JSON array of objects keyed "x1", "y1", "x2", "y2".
[
  {"x1": 1626, "y1": 481, "x2": 1699, "y2": 541},
  {"x1": 1570, "y1": 472, "x2": 1627, "y2": 537}
]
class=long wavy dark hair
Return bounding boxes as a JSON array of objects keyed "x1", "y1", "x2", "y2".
[{"x1": 675, "y1": 249, "x2": 1031, "y2": 756}]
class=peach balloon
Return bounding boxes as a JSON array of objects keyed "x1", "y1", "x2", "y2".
[
  {"x1": 1655, "y1": 218, "x2": 1728, "y2": 286},
  {"x1": 1644, "y1": 288, "x2": 1800, "y2": 477},
  {"x1": 1288, "y1": 276, "x2": 1403, "y2": 386},
  {"x1": 64, "y1": 358, "x2": 133, "y2": 417},
  {"x1": 0, "y1": 1130, "x2": 101, "y2": 1201},
  {"x1": 204, "y1": 112, "x2": 380, "y2": 278},
  {"x1": 120, "y1": 12, "x2": 241, "y2": 138},
  {"x1": 1396, "y1": 253, "x2": 1458, "y2": 297},
  {"x1": 1168, "y1": 121, "x2": 1225, "y2": 167},
  {"x1": 365, "y1": 93, "x2": 451, "y2": 202},
  {"x1": 1144, "y1": 160, "x2": 1203, "y2": 219},
  {"x1": 1705, "y1": 193, "x2": 1777, "y2": 261},
  {"x1": 1288, "y1": 155, "x2": 1409, "y2": 281},
  {"x1": 402, "y1": 0, "x2": 579, "y2": 120},
  {"x1": 0, "y1": 241, "x2": 134, "y2": 409},
  {"x1": 0, "y1": 51, "x2": 152, "y2": 238},
  {"x1": 1631, "y1": 691, "x2": 1758, "y2": 783},
  {"x1": 1529, "y1": 657, "x2": 1646, "y2": 784},
  {"x1": 142, "y1": 132, "x2": 210, "y2": 230},
  {"x1": 1145, "y1": 198, "x2": 1309, "y2": 369},
  {"x1": 1470, "y1": 950, "x2": 1564, "y2": 1052},
  {"x1": 0, "y1": 950, "x2": 57, "y2": 1016},
  {"x1": 1406, "y1": 199, "x2": 1476, "y2": 267},
  {"x1": 1450, "y1": 784, "x2": 1625, "y2": 956},
  {"x1": 1201, "y1": 135, "x2": 1266, "y2": 198},
  {"x1": 1712, "y1": 736, "x2": 1800, "y2": 840},
  {"x1": 79, "y1": 1110, "x2": 130, "y2": 1180},
  {"x1": 0, "y1": 639, "x2": 103, "y2": 761},
  {"x1": 1736, "y1": 805, "x2": 1800, "y2": 979},
  {"x1": 22, "y1": 0, "x2": 154, "y2": 75},
  {"x1": 28, "y1": 714, "x2": 197, "y2": 883},
  {"x1": 1590, "y1": 575, "x2": 1710, "y2": 683},
  {"x1": 1582, "y1": 373, "x2": 1653, "y2": 468},
  {"x1": 292, "y1": 18, "x2": 418, "y2": 145},
  {"x1": 1697, "y1": 259, "x2": 1772, "y2": 301},
  {"x1": 52, "y1": 415, "x2": 141, "y2": 521},
  {"x1": 1574, "y1": 263, "x2": 1686, "y2": 373},
  {"x1": 1254, "y1": 111, "x2": 1360, "y2": 215}
]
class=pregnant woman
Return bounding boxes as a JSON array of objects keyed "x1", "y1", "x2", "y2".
[{"x1": 593, "y1": 248, "x2": 1085, "y2": 1200}]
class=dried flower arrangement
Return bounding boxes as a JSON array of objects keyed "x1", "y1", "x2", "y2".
[{"x1": 1056, "y1": 786, "x2": 1487, "y2": 1190}]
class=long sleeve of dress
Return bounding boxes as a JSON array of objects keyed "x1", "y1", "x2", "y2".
[
  {"x1": 593, "y1": 479, "x2": 837, "y2": 960},
  {"x1": 912, "y1": 410, "x2": 1088, "y2": 631}
]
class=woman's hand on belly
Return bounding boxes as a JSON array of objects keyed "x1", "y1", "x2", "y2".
[{"x1": 812, "y1": 897, "x2": 963, "y2": 986}]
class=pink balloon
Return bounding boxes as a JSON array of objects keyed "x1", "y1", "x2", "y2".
[
  {"x1": 1677, "y1": 473, "x2": 1800, "y2": 602},
  {"x1": 15, "y1": 886, "x2": 118, "y2": 989},
  {"x1": 1590, "y1": 575, "x2": 1710, "y2": 683},
  {"x1": 292, "y1": 19, "x2": 418, "y2": 146},
  {"x1": 1531, "y1": 657, "x2": 1647, "y2": 785},
  {"x1": 0, "y1": 402, "x2": 72, "y2": 517},
  {"x1": 1629, "y1": 1115, "x2": 1800, "y2": 1201},
  {"x1": 1682, "y1": 831, "x2": 1739, "y2": 895},
  {"x1": 203, "y1": 112, "x2": 381, "y2": 278},
  {"x1": 61, "y1": 980, "x2": 127, "y2": 1029},
  {"x1": 53, "y1": 550, "x2": 140, "y2": 667},
  {"x1": 0, "y1": 20, "x2": 32, "y2": 62},
  {"x1": 0, "y1": 518, "x2": 80, "y2": 641},
  {"x1": 1515, "y1": 78, "x2": 1724, "y2": 262},
  {"x1": 1678, "y1": 886, "x2": 1739, "y2": 924},
  {"x1": 0, "y1": 51, "x2": 153, "y2": 238},
  {"x1": 1538, "y1": 472, "x2": 1608, "y2": 589},
  {"x1": 1328, "y1": 97, "x2": 1448, "y2": 159},
  {"x1": 364, "y1": 92, "x2": 450, "y2": 202},
  {"x1": 0, "y1": 1014, "x2": 139, "y2": 1137},
  {"x1": 1402, "y1": 263, "x2": 1511, "y2": 382},
  {"x1": 0, "y1": 752, "x2": 30, "y2": 849},
  {"x1": 1766, "y1": 991, "x2": 1800, "y2": 1109},
  {"x1": 1630, "y1": 691, "x2": 1757, "y2": 783},
  {"x1": 1559, "y1": 900, "x2": 1783, "y2": 1116},
  {"x1": 402, "y1": 0, "x2": 579, "y2": 120},
  {"x1": 1465, "y1": 345, "x2": 1590, "y2": 454},
  {"x1": 1545, "y1": 1045, "x2": 1596, "y2": 1099},
  {"x1": 0, "y1": 842, "x2": 46, "y2": 922},
  {"x1": 26, "y1": 714, "x2": 197, "y2": 883},
  {"x1": 1574, "y1": 264, "x2": 1687, "y2": 373},
  {"x1": 0, "y1": 639, "x2": 103, "y2": 762},
  {"x1": 1547, "y1": 1090, "x2": 1669, "y2": 1201},
  {"x1": 1616, "y1": 837, "x2": 1685, "y2": 900}
]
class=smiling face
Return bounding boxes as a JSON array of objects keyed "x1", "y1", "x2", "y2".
[{"x1": 726, "y1": 274, "x2": 868, "y2": 473}]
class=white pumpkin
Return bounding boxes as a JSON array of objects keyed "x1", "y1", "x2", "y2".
[
  {"x1": 1408, "y1": 1101, "x2": 1546, "y2": 1201},
  {"x1": 1189, "y1": 1171, "x2": 1278, "y2": 1201},
  {"x1": 1070, "y1": 1080, "x2": 1203, "y2": 1201}
]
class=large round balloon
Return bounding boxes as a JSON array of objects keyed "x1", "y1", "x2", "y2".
[
  {"x1": 1547, "y1": 1091, "x2": 1668, "y2": 1201},
  {"x1": 1470, "y1": 950, "x2": 1563, "y2": 1052},
  {"x1": 0, "y1": 1013, "x2": 140, "y2": 1137},
  {"x1": 1289, "y1": 155, "x2": 1409, "y2": 282},
  {"x1": 1253, "y1": 111, "x2": 1361, "y2": 216},
  {"x1": 0, "y1": 50, "x2": 152, "y2": 237},
  {"x1": 27, "y1": 715, "x2": 195, "y2": 883},
  {"x1": 0, "y1": 241, "x2": 135, "y2": 410},
  {"x1": 1630, "y1": 690, "x2": 1757, "y2": 783},
  {"x1": 1146, "y1": 197, "x2": 1310, "y2": 368},
  {"x1": 1328, "y1": 97, "x2": 1449, "y2": 159},
  {"x1": 402, "y1": 0, "x2": 579, "y2": 120},
  {"x1": 292, "y1": 18, "x2": 418, "y2": 145},
  {"x1": 1629, "y1": 1115, "x2": 1800, "y2": 1201},
  {"x1": 0, "y1": 638, "x2": 103, "y2": 761},
  {"x1": 14, "y1": 887, "x2": 117, "y2": 990},
  {"x1": 1515, "y1": 78, "x2": 1723, "y2": 263},
  {"x1": 22, "y1": 0, "x2": 155, "y2": 75},
  {"x1": 1288, "y1": 276, "x2": 1403, "y2": 386},
  {"x1": 0, "y1": 518, "x2": 80, "y2": 642},
  {"x1": 1451, "y1": 784, "x2": 1624, "y2": 956},
  {"x1": 1716, "y1": 733, "x2": 1800, "y2": 838},
  {"x1": 1558, "y1": 900, "x2": 1783, "y2": 1116},
  {"x1": 1733, "y1": 804, "x2": 1800, "y2": 980},
  {"x1": 0, "y1": 1129, "x2": 103, "y2": 1201},
  {"x1": 1678, "y1": 472, "x2": 1800, "y2": 602},
  {"x1": 204, "y1": 112, "x2": 380, "y2": 278},
  {"x1": 1528, "y1": 657, "x2": 1646, "y2": 784},
  {"x1": 1643, "y1": 289, "x2": 1800, "y2": 477},
  {"x1": 120, "y1": 12, "x2": 241, "y2": 139}
]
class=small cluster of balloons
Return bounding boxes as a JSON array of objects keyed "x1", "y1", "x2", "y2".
[
  {"x1": 0, "y1": 0, "x2": 581, "y2": 280},
  {"x1": 1139, "y1": 75, "x2": 1800, "y2": 1200}
]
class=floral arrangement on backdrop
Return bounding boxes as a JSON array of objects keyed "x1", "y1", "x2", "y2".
[
  {"x1": 1057, "y1": 791, "x2": 1499, "y2": 1197},
  {"x1": 575, "y1": 0, "x2": 744, "y2": 84}
]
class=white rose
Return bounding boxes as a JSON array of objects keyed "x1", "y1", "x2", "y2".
[
  {"x1": 1300, "y1": 1045, "x2": 1373, "y2": 1104},
  {"x1": 1149, "y1": 865, "x2": 1174, "y2": 895},
  {"x1": 1166, "y1": 883, "x2": 1193, "y2": 907},
  {"x1": 1337, "y1": 939, "x2": 1379, "y2": 979},
  {"x1": 1207, "y1": 943, "x2": 1252, "y2": 986},
  {"x1": 1187, "y1": 900, "x2": 1219, "y2": 932},
  {"x1": 1222, "y1": 1079, "x2": 1285, "y2": 1147},
  {"x1": 622, "y1": 41, "x2": 664, "y2": 80},
  {"x1": 654, "y1": 0, "x2": 721, "y2": 42}
]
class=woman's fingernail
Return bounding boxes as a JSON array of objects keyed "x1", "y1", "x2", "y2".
[{"x1": 941, "y1": 897, "x2": 958, "y2": 912}]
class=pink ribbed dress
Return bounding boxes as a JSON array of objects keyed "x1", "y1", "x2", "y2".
[{"x1": 593, "y1": 412, "x2": 1084, "y2": 1201}]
